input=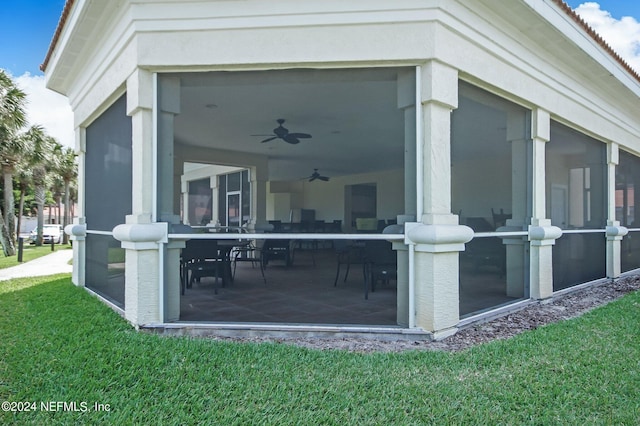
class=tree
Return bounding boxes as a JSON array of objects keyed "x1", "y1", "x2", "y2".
[
  {"x1": 55, "y1": 147, "x2": 77, "y2": 244},
  {"x1": 0, "y1": 70, "x2": 27, "y2": 256},
  {"x1": 50, "y1": 174, "x2": 64, "y2": 225},
  {"x1": 20, "y1": 126, "x2": 56, "y2": 246},
  {"x1": 1, "y1": 124, "x2": 28, "y2": 246},
  {"x1": 14, "y1": 160, "x2": 33, "y2": 245}
]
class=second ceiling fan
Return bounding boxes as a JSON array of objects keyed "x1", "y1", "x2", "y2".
[
  {"x1": 254, "y1": 119, "x2": 312, "y2": 144},
  {"x1": 306, "y1": 169, "x2": 329, "y2": 182}
]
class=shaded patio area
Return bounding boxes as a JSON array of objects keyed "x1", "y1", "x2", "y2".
[
  {"x1": 179, "y1": 248, "x2": 398, "y2": 325},
  {"x1": 178, "y1": 247, "x2": 518, "y2": 325}
]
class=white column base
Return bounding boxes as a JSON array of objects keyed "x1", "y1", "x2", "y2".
[
  {"x1": 529, "y1": 221, "x2": 562, "y2": 299},
  {"x1": 65, "y1": 220, "x2": 86, "y2": 287},
  {"x1": 113, "y1": 217, "x2": 167, "y2": 326},
  {"x1": 607, "y1": 223, "x2": 628, "y2": 279},
  {"x1": 406, "y1": 222, "x2": 473, "y2": 334}
]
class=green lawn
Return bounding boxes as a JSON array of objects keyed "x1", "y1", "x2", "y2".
[
  {"x1": 1, "y1": 275, "x2": 639, "y2": 424},
  {"x1": 0, "y1": 244, "x2": 72, "y2": 269}
]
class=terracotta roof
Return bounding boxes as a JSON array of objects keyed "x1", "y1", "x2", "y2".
[
  {"x1": 39, "y1": 0, "x2": 74, "y2": 72},
  {"x1": 551, "y1": 0, "x2": 640, "y2": 83},
  {"x1": 40, "y1": 0, "x2": 640, "y2": 84}
]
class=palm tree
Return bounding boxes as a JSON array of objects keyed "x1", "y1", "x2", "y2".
[
  {"x1": 1, "y1": 128, "x2": 28, "y2": 245},
  {"x1": 20, "y1": 126, "x2": 56, "y2": 246},
  {"x1": 50, "y1": 174, "x2": 64, "y2": 225},
  {"x1": 56, "y1": 147, "x2": 77, "y2": 244},
  {"x1": 14, "y1": 160, "x2": 33, "y2": 245},
  {"x1": 0, "y1": 70, "x2": 27, "y2": 256}
]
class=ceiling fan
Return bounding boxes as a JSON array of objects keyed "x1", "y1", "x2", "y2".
[
  {"x1": 253, "y1": 119, "x2": 312, "y2": 144},
  {"x1": 306, "y1": 169, "x2": 329, "y2": 182}
]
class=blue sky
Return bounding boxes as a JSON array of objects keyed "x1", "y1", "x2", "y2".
[
  {"x1": 566, "y1": 1, "x2": 640, "y2": 20},
  {"x1": 0, "y1": 0, "x2": 66, "y2": 76}
]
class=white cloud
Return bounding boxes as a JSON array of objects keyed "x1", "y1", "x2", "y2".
[
  {"x1": 574, "y1": 2, "x2": 640, "y2": 73},
  {"x1": 13, "y1": 72, "x2": 74, "y2": 148}
]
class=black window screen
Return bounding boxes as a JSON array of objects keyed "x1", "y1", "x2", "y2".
[{"x1": 84, "y1": 94, "x2": 132, "y2": 307}]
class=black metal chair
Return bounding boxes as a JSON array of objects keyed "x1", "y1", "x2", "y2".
[
  {"x1": 180, "y1": 239, "x2": 227, "y2": 295},
  {"x1": 260, "y1": 239, "x2": 292, "y2": 268},
  {"x1": 333, "y1": 239, "x2": 366, "y2": 289},
  {"x1": 231, "y1": 241, "x2": 266, "y2": 283},
  {"x1": 363, "y1": 240, "x2": 397, "y2": 299}
]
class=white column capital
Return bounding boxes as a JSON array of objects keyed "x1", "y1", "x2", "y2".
[
  {"x1": 113, "y1": 222, "x2": 168, "y2": 250},
  {"x1": 405, "y1": 222, "x2": 473, "y2": 252},
  {"x1": 528, "y1": 224, "x2": 562, "y2": 246},
  {"x1": 126, "y1": 68, "x2": 154, "y2": 116},
  {"x1": 608, "y1": 142, "x2": 619, "y2": 165},
  {"x1": 64, "y1": 223, "x2": 87, "y2": 241},
  {"x1": 420, "y1": 61, "x2": 458, "y2": 110},
  {"x1": 532, "y1": 108, "x2": 550, "y2": 142},
  {"x1": 606, "y1": 224, "x2": 628, "y2": 240}
]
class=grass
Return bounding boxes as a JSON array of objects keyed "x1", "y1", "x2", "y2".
[
  {"x1": 0, "y1": 244, "x2": 71, "y2": 270},
  {"x1": 0, "y1": 276, "x2": 639, "y2": 424}
]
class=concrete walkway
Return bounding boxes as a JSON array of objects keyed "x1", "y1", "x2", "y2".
[{"x1": 0, "y1": 249, "x2": 73, "y2": 281}]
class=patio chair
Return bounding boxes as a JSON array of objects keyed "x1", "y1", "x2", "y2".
[
  {"x1": 333, "y1": 239, "x2": 366, "y2": 289},
  {"x1": 363, "y1": 240, "x2": 397, "y2": 299},
  {"x1": 181, "y1": 239, "x2": 227, "y2": 295},
  {"x1": 260, "y1": 239, "x2": 292, "y2": 268},
  {"x1": 231, "y1": 241, "x2": 266, "y2": 283}
]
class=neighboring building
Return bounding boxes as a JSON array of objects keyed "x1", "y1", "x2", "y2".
[{"x1": 43, "y1": 0, "x2": 640, "y2": 339}]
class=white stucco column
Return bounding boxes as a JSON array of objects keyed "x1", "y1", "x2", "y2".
[
  {"x1": 210, "y1": 177, "x2": 219, "y2": 226},
  {"x1": 410, "y1": 62, "x2": 472, "y2": 339},
  {"x1": 180, "y1": 179, "x2": 189, "y2": 224},
  {"x1": 529, "y1": 109, "x2": 561, "y2": 299},
  {"x1": 251, "y1": 166, "x2": 269, "y2": 231},
  {"x1": 116, "y1": 69, "x2": 166, "y2": 325},
  {"x1": 606, "y1": 143, "x2": 628, "y2": 278},
  {"x1": 67, "y1": 126, "x2": 87, "y2": 287}
]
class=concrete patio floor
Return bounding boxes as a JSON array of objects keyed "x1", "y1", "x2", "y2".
[{"x1": 178, "y1": 248, "x2": 517, "y2": 326}]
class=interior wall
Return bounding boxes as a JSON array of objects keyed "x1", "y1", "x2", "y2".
[{"x1": 267, "y1": 168, "x2": 404, "y2": 224}]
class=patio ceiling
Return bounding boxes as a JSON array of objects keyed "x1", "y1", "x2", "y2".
[
  {"x1": 173, "y1": 68, "x2": 408, "y2": 181},
  {"x1": 171, "y1": 67, "x2": 527, "y2": 182}
]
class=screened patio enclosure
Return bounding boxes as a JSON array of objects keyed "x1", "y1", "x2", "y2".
[
  {"x1": 157, "y1": 67, "x2": 415, "y2": 325},
  {"x1": 77, "y1": 66, "x2": 635, "y2": 329},
  {"x1": 155, "y1": 68, "x2": 541, "y2": 324}
]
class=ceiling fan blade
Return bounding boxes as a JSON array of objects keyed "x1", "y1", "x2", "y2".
[
  {"x1": 283, "y1": 135, "x2": 300, "y2": 144},
  {"x1": 318, "y1": 176, "x2": 329, "y2": 181},
  {"x1": 288, "y1": 133, "x2": 312, "y2": 139},
  {"x1": 308, "y1": 176, "x2": 317, "y2": 182},
  {"x1": 260, "y1": 136, "x2": 278, "y2": 143}
]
